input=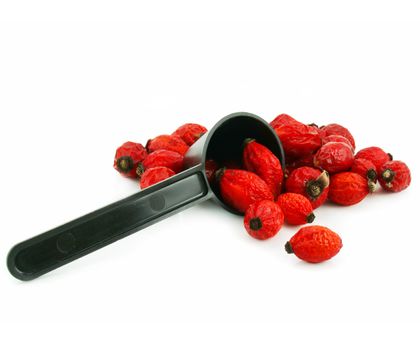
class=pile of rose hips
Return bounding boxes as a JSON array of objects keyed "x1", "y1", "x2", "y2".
[{"x1": 114, "y1": 114, "x2": 411, "y2": 264}]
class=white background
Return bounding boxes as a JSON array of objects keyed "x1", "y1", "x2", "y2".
[{"x1": 1, "y1": 3, "x2": 419, "y2": 349}]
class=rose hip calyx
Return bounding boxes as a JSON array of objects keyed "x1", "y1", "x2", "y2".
[
  {"x1": 249, "y1": 217, "x2": 263, "y2": 231},
  {"x1": 284, "y1": 241, "x2": 294, "y2": 254},
  {"x1": 305, "y1": 170, "x2": 329, "y2": 200},
  {"x1": 117, "y1": 156, "x2": 134, "y2": 173},
  {"x1": 367, "y1": 169, "x2": 377, "y2": 181},
  {"x1": 307, "y1": 213, "x2": 315, "y2": 223},
  {"x1": 382, "y1": 168, "x2": 395, "y2": 184}
]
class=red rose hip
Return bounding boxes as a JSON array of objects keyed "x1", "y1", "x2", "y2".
[
  {"x1": 322, "y1": 134, "x2": 354, "y2": 152},
  {"x1": 285, "y1": 225, "x2": 343, "y2": 263},
  {"x1": 320, "y1": 123, "x2": 356, "y2": 149},
  {"x1": 314, "y1": 142, "x2": 354, "y2": 174},
  {"x1": 138, "y1": 149, "x2": 184, "y2": 176},
  {"x1": 379, "y1": 160, "x2": 411, "y2": 192},
  {"x1": 243, "y1": 139, "x2": 284, "y2": 198},
  {"x1": 139, "y1": 166, "x2": 175, "y2": 189},
  {"x1": 146, "y1": 134, "x2": 189, "y2": 156},
  {"x1": 217, "y1": 169, "x2": 274, "y2": 213},
  {"x1": 244, "y1": 200, "x2": 284, "y2": 240},
  {"x1": 285, "y1": 167, "x2": 330, "y2": 209},
  {"x1": 355, "y1": 146, "x2": 392, "y2": 173},
  {"x1": 276, "y1": 193, "x2": 315, "y2": 225},
  {"x1": 172, "y1": 123, "x2": 207, "y2": 146},
  {"x1": 114, "y1": 141, "x2": 148, "y2": 178},
  {"x1": 328, "y1": 172, "x2": 371, "y2": 206}
]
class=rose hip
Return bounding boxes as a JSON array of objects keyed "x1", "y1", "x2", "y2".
[
  {"x1": 322, "y1": 135, "x2": 354, "y2": 152},
  {"x1": 379, "y1": 160, "x2": 411, "y2": 192},
  {"x1": 328, "y1": 172, "x2": 371, "y2": 206},
  {"x1": 146, "y1": 134, "x2": 189, "y2": 156},
  {"x1": 355, "y1": 146, "x2": 392, "y2": 173},
  {"x1": 243, "y1": 139, "x2": 284, "y2": 198},
  {"x1": 351, "y1": 158, "x2": 377, "y2": 191},
  {"x1": 172, "y1": 123, "x2": 207, "y2": 146},
  {"x1": 139, "y1": 166, "x2": 175, "y2": 189},
  {"x1": 320, "y1": 123, "x2": 356, "y2": 149},
  {"x1": 276, "y1": 193, "x2": 315, "y2": 225},
  {"x1": 217, "y1": 169, "x2": 274, "y2": 213},
  {"x1": 114, "y1": 141, "x2": 148, "y2": 178},
  {"x1": 285, "y1": 225, "x2": 343, "y2": 263},
  {"x1": 314, "y1": 142, "x2": 354, "y2": 174},
  {"x1": 270, "y1": 114, "x2": 321, "y2": 158},
  {"x1": 138, "y1": 149, "x2": 184, "y2": 176},
  {"x1": 244, "y1": 200, "x2": 284, "y2": 240},
  {"x1": 285, "y1": 167, "x2": 330, "y2": 209},
  {"x1": 205, "y1": 159, "x2": 219, "y2": 183}
]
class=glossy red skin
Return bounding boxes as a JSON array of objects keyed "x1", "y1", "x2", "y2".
[
  {"x1": 114, "y1": 141, "x2": 148, "y2": 178},
  {"x1": 219, "y1": 169, "x2": 274, "y2": 213},
  {"x1": 276, "y1": 193, "x2": 314, "y2": 225},
  {"x1": 329, "y1": 172, "x2": 369, "y2": 205},
  {"x1": 351, "y1": 158, "x2": 377, "y2": 182},
  {"x1": 243, "y1": 140, "x2": 284, "y2": 198},
  {"x1": 322, "y1": 135, "x2": 354, "y2": 152},
  {"x1": 285, "y1": 166, "x2": 329, "y2": 209},
  {"x1": 270, "y1": 114, "x2": 321, "y2": 158},
  {"x1": 172, "y1": 123, "x2": 207, "y2": 146},
  {"x1": 244, "y1": 200, "x2": 284, "y2": 240},
  {"x1": 287, "y1": 225, "x2": 342, "y2": 263},
  {"x1": 320, "y1": 123, "x2": 356, "y2": 149},
  {"x1": 140, "y1": 150, "x2": 184, "y2": 174},
  {"x1": 139, "y1": 166, "x2": 175, "y2": 189},
  {"x1": 355, "y1": 147, "x2": 392, "y2": 173},
  {"x1": 314, "y1": 142, "x2": 354, "y2": 174},
  {"x1": 205, "y1": 159, "x2": 219, "y2": 183},
  {"x1": 146, "y1": 134, "x2": 189, "y2": 156},
  {"x1": 379, "y1": 160, "x2": 411, "y2": 192}
]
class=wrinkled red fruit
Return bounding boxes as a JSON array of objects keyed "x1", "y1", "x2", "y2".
[
  {"x1": 329, "y1": 172, "x2": 371, "y2": 206},
  {"x1": 276, "y1": 193, "x2": 315, "y2": 225},
  {"x1": 114, "y1": 141, "x2": 148, "y2": 178},
  {"x1": 285, "y1": 225, "x2": 343, "y2": 263},
  {"x1": 146, "y1": 134, "x2": 189, "y2": 156},
  {"x1": 379, "y1": 160, "x2": 411, "y2": 193},
  {"x1": 137, "y1": 149, "x2": 184, "y2": 176},
  {"x1": 320, "y1": 123, "x2": 356, "y2": 149},
  {"x1": 139, "y1": 166, "x2": 175, "y2": 189},
  {"x1": 243, "y1": 139, "x2": 284, "y2": 198},
  {"x1": 285, "y1": 153, "x2": 315, "y2": 174},
  {"x1": 172, "y1": 123, "x2": 207, "y2": 146},
  {"x1": 217, "y1": 169, "x2": 274, "y2": 213},
  {"x1": 314, "y1": 142, "x2": 354, "y2": 174},
  {"x1": 355, "y1": 146, "x2": 392, "y2": 173},
  {"x1": 322, "y1": 135, "x2": 354, "y2": 152},
  {"x1": 351, "y1": 158, "x2": 377, "y2": 190},
  {"x1": 270, "y1": 114, "x2": 321, "y2": 158},
  {"x1": 285, "y1": 167, "x2": 330, "y2": 209},
  {"x1": 244, "y1": 200, "x2": 284, "y2": 240},
  {"x1": 205, "y1": 159, "x2": 219, "y2": 183}
]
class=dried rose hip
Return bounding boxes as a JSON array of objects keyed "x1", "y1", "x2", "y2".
[
  {"x1": 137, "y1": 149, "x2": 184, "y2": 176},
  {"x1": 217, "y1": 169, "x2": 274, "y2": 213},
  {"x1": 146, "y1": 134, "x2": 189, "y2": 156},
  {"x1": 329, "y1": 172, "x2": 372, "y2": 205},
  {"x1": 379, "y1": 160, "x2": 411, "y2": 192},
  {"x1": 355, "y1": 146, "x2": 392, "y2": 173},
  {"x1": 321, "y1": 134, "x2": 354, "y2": 152},
  {"x1": 285, "y1": 167, "x2": 330, "y2": 209},
  {"x1": 270, "y1": 114, "x2": 321, "y2": 158},
  {"x1": 320, "y1": 123, "x2": 356, "y2": 149},
  {"x1": 285, "y1": 225, "x2": 343, "y2": 263},
  {"x1": 139, "y1": 166, "x2": 175, "y2": 189},
  {"x1": 244, "y1": 200, "x2": 284, "y2": 240},
  {"x1": 276, "y1": 193, "x2": 315, "y2": 225},
  {"x1": 351, "y1": 158, "x2": 377, "y2": 191},
  {"x1": 314, "y1": 142, "x2": 354, "y2": 174},
  {"x1": 205, "y1": 159, "x2": 219, "y2": 183},
  {"x1": 285, "y1": 153, "x2": 315, "y2": 174},
  {"x1": 114, "y1": 141, "x2": 148, "y2": 178},
  {"x1": 243, "y1": 139, "x2": 284, "y2": 198},
  {"x1": 172, "y1": 123, "x2": 207, "y2": 146}
]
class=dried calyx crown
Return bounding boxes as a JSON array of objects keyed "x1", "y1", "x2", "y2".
[
  {"x1": 117, "y1": 156, "x2": 134, "y2": 173},
  {"x1": 249, "y1": 217, "x2": 263, "y2": 231},
  {"x1": 305, "y1": 170, "x2": 330, "y2": 199}
]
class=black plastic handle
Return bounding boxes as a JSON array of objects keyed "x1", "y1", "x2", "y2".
[{"x1": 7, "y1": 165, "x2": 209, "y2": 281}]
